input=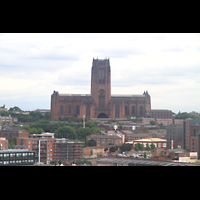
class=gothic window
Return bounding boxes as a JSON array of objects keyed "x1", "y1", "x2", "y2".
[
  {"x1": 115, "y1": 105, "x2": 120, "y2": 118},
  {"x1": 125, "y1": 105, "x2": 128, "y2": 115},
  {"x1": 140, "y1": 106, "x2": 143, "y2": 114},
  {"x1": 132, "y1": 106, "x2": 135, "y2": 114},
  {"x1": 99, "y1": 96, "x2": 105, "y2": 108},
  {"x1": 99, "y1": 68, "x2": 105, "y2": 84},
  {"x1": 86, "y1": 105, "x2": 90, "y2": 117},
  {"x1": 76, "y1": 105, "x2": 80, "y2": 115},
  {"x1": 68, "y1": 105, "x2": 71, "y2": 115},
  {"x1": 60, "y1": 105, "x2": 63, "y2": 114}
]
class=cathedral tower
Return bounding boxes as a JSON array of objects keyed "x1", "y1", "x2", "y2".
[{"x1": 91, "y1": 58, "x2": 111, "y2": 118}]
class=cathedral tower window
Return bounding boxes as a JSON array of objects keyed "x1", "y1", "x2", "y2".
[{"x1": 99, "y1": 68, "x2": 105, "y2": 84}]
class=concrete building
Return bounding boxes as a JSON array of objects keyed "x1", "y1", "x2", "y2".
[{"x1": 0, "y1": 149, "x2": 35, "y2": 166}]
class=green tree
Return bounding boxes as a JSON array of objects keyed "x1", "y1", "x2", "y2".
[
  {"x1": 150, "y1": 120, "x2": 156, "y2": 125},
  {"x1": 104, "y1": 147, "x2": 108, "y2": 153},
  {"x1": 109, "y1": 146, "x2": 116, "y2": 153},
  {"x1": 134, "y1": 143, "x2": 139, "y2": 151},
  {"x1": 144, "y1": 152, "x2": 146, "y2": 158},
  {"x1": 88, "y1": 138, "x2": 96, "y2": 146},
  {"x1": 120, "y1": 143, "x2": 132, "y2": 152},
  {"x1": 55, "y1": 125, "x2": 76, "y2": 139},
  {"x1": 139, "y1": 143, "x2": 144, "y2": 151},
  {"x1": 150, "y1": 143, "x2": 155, "y2": 149},
  {"x1": 90, "y1": 149, "x2": 93, "y2": 156},
  {"x1": 145, "y1": 143, "x2": 150, "y2": 151}
]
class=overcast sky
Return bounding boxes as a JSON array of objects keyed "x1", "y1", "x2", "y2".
[{"x1": 0, "y1": 33, "x2": 200, "y2": 113}]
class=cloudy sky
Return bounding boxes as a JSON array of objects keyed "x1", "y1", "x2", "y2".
[{"x1": 0, "y1": 33, "x2": 200, "y2": 113}]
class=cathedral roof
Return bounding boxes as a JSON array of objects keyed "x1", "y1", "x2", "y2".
[
  {"x1": 59, "y1": 94, "x2": 91, "y2": 97},
  {"x1": 111, "y1": 94, "x2": 145, "y2": 98}
]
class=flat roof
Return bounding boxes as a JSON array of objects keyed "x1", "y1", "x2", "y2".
[
  {"x1": 134, "y1": 138, "x2": 167, "y2": 142},
  {"x1": 0, "y1": 149, "x2": 33, "y2": 153}
]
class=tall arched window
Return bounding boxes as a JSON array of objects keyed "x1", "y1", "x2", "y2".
[
  {"x1": 115, "y1": 105, "x2": 120, "y2": 118},
  {"x1": 140, "y1": 106, "x2": 143, "y2": 114},
  {"x1": 125, "y1": 105, "x2": 128, "y2": 115},
  {"x1": 60, "y1": 105, "x2": 63, "y2": 114},
  {"x1": 132, "y1": 106, "x2": 135, "y2": 114},
  {"x1": 86, "y1": 105, "x2": 90, "y2": 117},
  {"x1": 76, "y1": 105, "x2": 80, "y2": 115},
  {"x1": 68, "y1": 105, "x2": 71, "y2": 115}
]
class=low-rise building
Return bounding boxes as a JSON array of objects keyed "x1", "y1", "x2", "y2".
[
  {"x1": 0, "y1": 149, "x2": 35, "y2": 166},
  {"x1": 83, "y1": 146, "x2": 106, "y2": 157},
  {"x1": 0, "y1": 128, "x2": 29, "y2": 139},
  {"x1": 174, "y1": 119, "x2": 184, "y2": 125},
  {"x1": 90, "y1": 134, "x2": 122, "y2": 146},
  {"x1": 131, "y1": 138, "x2": 167, "y2": 149},
  {"x1": 0, "y1": 137, "x2": 8, "y2": 149},
  {"x1": 156, "y1": 118, "x2": 173, "y2": 126},
  {"x1": 121, "y1": 130, "x2": 152, "y2": 142},
  {"x1": 0, "y1": 116, "x2": 12, "y2": 123}
]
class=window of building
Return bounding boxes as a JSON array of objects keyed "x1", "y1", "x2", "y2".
[
  {"x1": 140, "y1": 106, "x2": 143, "y2": 114},
  {"x1": 125, "y1": 105, "x2": 128, "y2": 115},
  {"x1": 99, "y1": 96, "x2": 105, "y2": 108},
  {"x1": 60, "y1": 105, "x2": 63, "y2": 114},
  {"x1": 28, "y1": 145, "x2": 31, "y2": 148},
  {"x1": 68, "y1": 105, "x2": 71, "y2": 115},
  {"x1": 28, "y1": 141, "x2": 31, "y2": 144},
  {"x1": 76, "y1": 105, "x2": 80, "y2": 115},
  {"x1": 99, "y1": 68, "x2": 105, "y2": 84},
  {"x1": 115, "y1": 105, "x2": 120, "y2": 118},
  {"x1": 86, "y1": 105, "x2": 90, "y2": 117},
  {"x1": 132, "y1": 106, "x2": 135, "y2": 114}
]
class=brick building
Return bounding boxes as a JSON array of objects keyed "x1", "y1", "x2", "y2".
[
  {"x1": 89, "y1": 134, "x2": 122, "y2": 146},
  {"x1": 147, "y1": 109, "x2": 172, "y2": 119},
  {"x1": 17, "y1": 133, "x2": 83, "y2": 164},
  {"x1": 167, "y1": 124, "x2": 183, "y2": 149},
  {"x1": 121, "y1": 130, "x2": 152, "y2": 142},
  {"x1": 0, "y1": 128, "x2": 29, "y2": 139},
  {"x1": 183, "y1": 119, "x2": 200, "y2": 155},
  {"x1": 156, "y1": 118, "x2": 173, "y2": 126},
  {"x1": 51, "y1": 58, "x2": 152, "y2": 120},
  {"x1": 0, "y1": 137, "x2": 8, "y2": 149},
  {"x1": 54, "y1": 138, "x2": 83, "y2": 163},
  {"x1": 17, "y1": 133, "x2": 55, "y2": 164},
  {"x1": 0, "y1": 116, "x2": 12, "y2": 123},
  {"x1": 174, "y1": 119, "x2": 184, "y2": 125}
]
